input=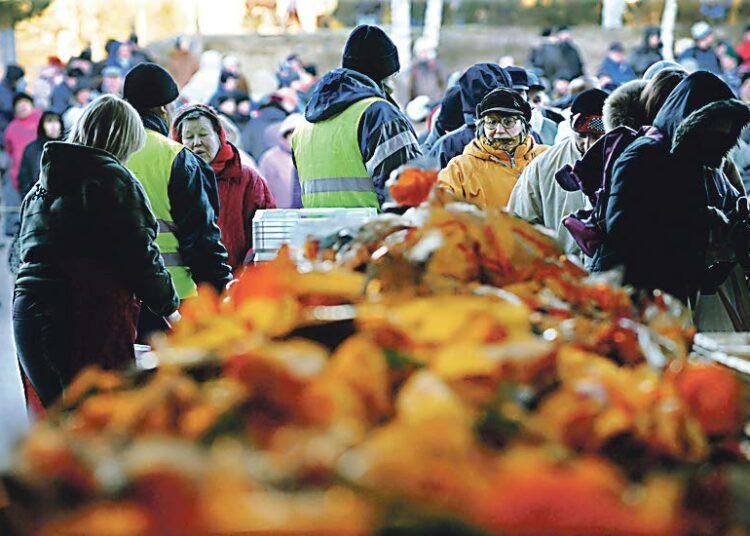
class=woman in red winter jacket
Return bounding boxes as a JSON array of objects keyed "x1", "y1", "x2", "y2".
[{"x1": 172, "y1": 104, "x2": 276, "y2": 271}]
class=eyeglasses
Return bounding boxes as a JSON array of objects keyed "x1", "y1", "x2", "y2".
[{"x1": 484, "y1": 116, "x2": 520, "y2": 130}]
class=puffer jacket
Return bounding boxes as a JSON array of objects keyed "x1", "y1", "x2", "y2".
[
  {"x1": 436, "y1": 134, "x2": 548, "y2": 210},
  {"x1": 594, "y1": 71, "x2": 750, "y2": 304},
  {"x1": 16, "y1": 141, "x2": 178, "y2": 316}
]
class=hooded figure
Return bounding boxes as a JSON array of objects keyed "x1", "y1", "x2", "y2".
[
  {"x1": 17, "y1": 110, "x2": 63, "y2": 199},
  {"x1": 0, "y1": 65, "x2": 25, "y2": 136},
  {"x1": 629, "y1": 27, "x2": 663, "y2": 78},
  {"x1": 180, "y1": 50, "x2": 224, "y2": 104},
  {"x1": 292, "y1": 25, "x2": 422, "y2": 209},
  {"x1": 437, "y1": 88, "x2": 548, "y2": 209},
  {"x1": 259, "y1": 113, "x2": 303, "y2": 209},
  {"x1": 420, "y1": 83, "x2": 462, "y2": 157},
  {"x1": 593, "y1": 71, "x2": 750, "y2": 304},
  {"x1": 603, "y1": 79, "x2": 649, "y2": 132},
  {"x1": 677, "y1": 22, "x2": 721, "y2": 75},
  {"x1": 509, "y1": 89, "x2": 607, "y2": 259},
  {"x1": 172, "y1": 104, "x2": 276, "y2": 270},
  {"x1": 431, "y1": 63, "x2": 513, "y2": 169}
]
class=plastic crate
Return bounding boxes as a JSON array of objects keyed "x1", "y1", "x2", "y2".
[{"x1": 252, "y1": 208, "x2": 377, "y2": 260}]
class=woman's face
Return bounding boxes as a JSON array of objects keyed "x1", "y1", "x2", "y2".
[
  {"x1": 43, "y1": 117, "x2": 62, "y2": 139},
  {"x1": 181, "y1": 116, "x2": 221, "y2": 163}
]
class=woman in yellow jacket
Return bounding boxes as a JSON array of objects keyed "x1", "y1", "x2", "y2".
[{"x1": 436, "y1": 88, "x2": 548, "y2": 209}]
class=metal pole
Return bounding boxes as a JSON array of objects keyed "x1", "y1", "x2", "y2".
[{"x1": 390, "y1": 0, "x2": 411, "y2": 106}]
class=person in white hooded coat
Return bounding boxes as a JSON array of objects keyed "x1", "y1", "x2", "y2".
[
  {"x1": 180, "y1": 50, "x2": 223, "y2": 104},
  {"x1": 507, "y1": 89, "x2": 608, "y2": 260}
]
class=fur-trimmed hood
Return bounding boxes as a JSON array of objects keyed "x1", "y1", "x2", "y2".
[
  {"x1": 603, "y1": 79, "x2": 647, "y2": 132},
  {"x1": 672, "y1": 98, "x2": 750, "y2": 153}
]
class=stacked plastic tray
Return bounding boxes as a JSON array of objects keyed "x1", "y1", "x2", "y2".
[{"x1": 251, "y1": 208, "x2": 377, "y2": 262}]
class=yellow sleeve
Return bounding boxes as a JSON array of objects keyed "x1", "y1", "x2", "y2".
[{"x1": 436, "y1": 161, "x2": 465, "y2": 200}]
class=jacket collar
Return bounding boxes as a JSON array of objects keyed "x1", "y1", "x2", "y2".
[
  {"x1": 139, "y1": 110, "x2": 169, "y2": 136},
  {"x1": 465, "y1": 134, "x2": 536, "y2": 167}
]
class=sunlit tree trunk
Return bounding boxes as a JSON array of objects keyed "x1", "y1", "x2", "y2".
[
  {"x1": 422, "y1": 0, "x2": 443, "y2": 49},
  {"x1": 660, "y1": 0, "x2": 678, "y2": 62},
  {"x1": 390, "y1": 0, "x2": 411, "y2": 105},
  {"x1": 601, "y1": 0, "x2": 626, "y2": 30},
  {"x1": 0, "y1": 28, "x2": 16, "y2": 65}
]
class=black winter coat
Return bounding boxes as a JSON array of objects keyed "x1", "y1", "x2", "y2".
[
  {"x1": 556, "y1": 41, "x2": 585, "y2": 81},
  {"x1": 17, "y1": 111, "x2": 64, "y2": 200},
  {"x1": 593, "y1": 72, "x2": 745, "y2": 304},
  {"x1": 15, "y1": 142, "x2": 179, "y2": 316},
  {"x1": 140, "y1": 111, "x2": 232, "y2": 293}
]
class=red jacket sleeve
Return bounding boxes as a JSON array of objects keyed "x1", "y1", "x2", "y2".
[{"x1": 242, "y1": 166, "x2": 277, "y2": 263}]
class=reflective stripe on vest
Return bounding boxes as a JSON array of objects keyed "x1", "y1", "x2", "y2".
[
  {"x1": 293, "y1": 96, "x2": 382, "y2": 209},
  {"x1": 126, "y1": 130, "x2": 197, "y2": 298}
]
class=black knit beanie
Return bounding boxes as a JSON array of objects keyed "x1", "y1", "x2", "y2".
[
  {"x1": 123, "y1": 63, "x2": 179, "y2": 110},
  {"x1": 571, "y1": 88, "x2": 609, "y2": 117},
  {"x1": 342, "y1": 25, "x2": 400, "y2": 83}
]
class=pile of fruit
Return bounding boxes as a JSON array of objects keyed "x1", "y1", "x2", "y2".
[{"x1": 3, "y1": 195, "x2": 748, "y2": 535}]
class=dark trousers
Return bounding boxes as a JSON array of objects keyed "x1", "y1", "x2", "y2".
[{"x1": 12, "y1": 291, "x2": 72, "y2": 407}]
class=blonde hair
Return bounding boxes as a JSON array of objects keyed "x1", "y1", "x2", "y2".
[{"x1": 67, "y1": 94, "x2": 146, "y2": 162}]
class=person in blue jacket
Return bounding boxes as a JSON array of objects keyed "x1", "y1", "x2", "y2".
[
  {"x1": 598, "y1": 43, "x2": 637, "y2": 88},
  {"x1": 678, "y1": 22, "x2": 722, "y2": 75}
]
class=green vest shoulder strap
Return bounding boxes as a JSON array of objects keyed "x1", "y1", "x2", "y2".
[
  {"x1": 126, "y1": 130, "x2": 183, "y2": 221},
  {"x1": 126, "y1": 130, "x2": 197, "y2": 298}
]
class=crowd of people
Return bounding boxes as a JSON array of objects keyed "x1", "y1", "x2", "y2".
[{"x1": 3, "y1": 19, "x2": 750, "y2": 408}]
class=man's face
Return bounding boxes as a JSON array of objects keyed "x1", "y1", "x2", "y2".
[
  {"x1": 721, "y1": 54, "x2": 738, "y2": 71},
  {"x1": 14, "y1": 98, "x2": 32, "y2": 119},
  {"x1": 528, "y1": 89, "x2": 545, "y2": 110},
  {"x1": 103, "y1": 75, "x2": 122, "y2": 94},
  {"x1": 483, "y1": 113, "x2": 523, "y2": 141},
  {"x1": 117, "y1": 43, "x2": 132, "y2": 60},
  {"x1": 381, "y1": 72, "x2": 399, "y2": 95},
  {"x1": 218, "y1": 98, "x2": 237, "y2": 116},
  {"x1": 224, "y1": 77, "x2": 238, "y2": 91},
  {"x1": 649, "y1": 34, "x2": 661, "y2": 48},
  {"x1": 698, "y1": 34, "x2": 714, "y2": 49},
  {"x1": 609, "y1": 51, "x2": 625, "y2": 63},
  {"x1": 572, "y1": 129, "x2": 602, "y2": 154},
  {"x1": 75, "y1": 89, "x2": 91, "y2": 104},
  {"x1": 558, "y1": 31, "x2": 571, "y2": 42},
  {"x1": 237, "y1": 100, "x2": 251, "y2": 116}
]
